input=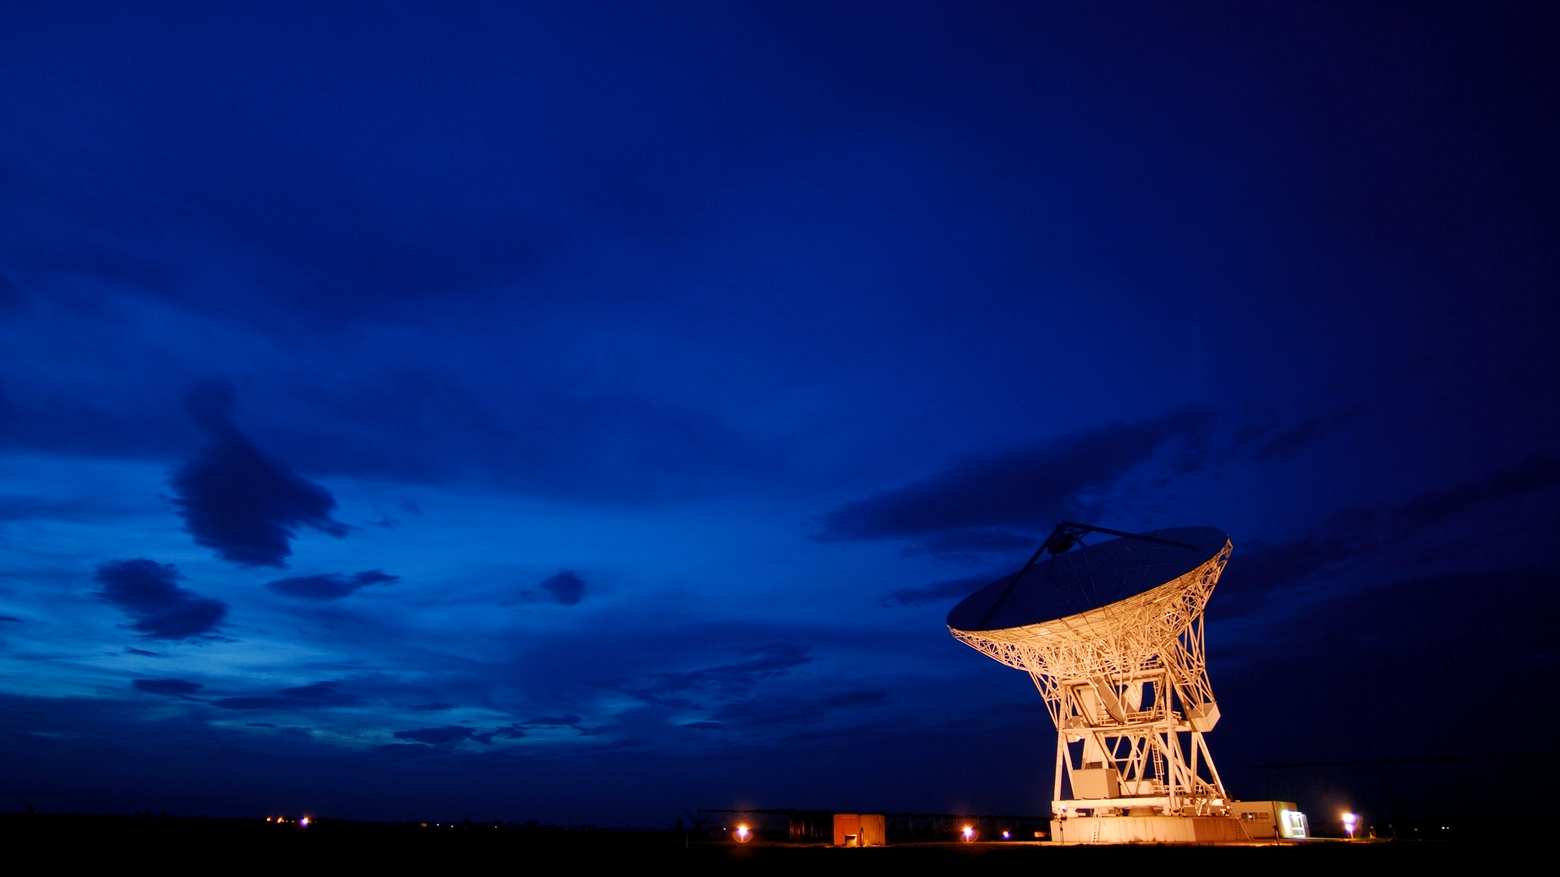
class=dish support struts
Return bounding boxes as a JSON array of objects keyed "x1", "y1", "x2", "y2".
[{"x1": 950, "y1": 540, "x2": 1232, "y2": 820}]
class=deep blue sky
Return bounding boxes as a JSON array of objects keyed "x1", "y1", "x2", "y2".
[{"x1": 1, "y1": 2, "x2": 1556, "y2": 826}]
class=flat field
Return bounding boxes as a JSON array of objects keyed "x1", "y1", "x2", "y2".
[{"x1": 0, "y1": 814, "x2": 1520, "y2": 872}]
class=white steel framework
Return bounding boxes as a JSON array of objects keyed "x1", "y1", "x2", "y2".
[{"x1": 950, "y1": 539, "x2": 1233, "y2": 818}]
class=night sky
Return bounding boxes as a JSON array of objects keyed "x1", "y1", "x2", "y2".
[{"x1": 2, "y1": 3, "x2": 1557, "y2": 827}]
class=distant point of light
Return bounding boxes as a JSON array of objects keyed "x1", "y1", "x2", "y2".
[
  {"x1": 1002, "y1": 830, "x2": 1010, "y2": 839},
  {"x1": 300, "y1": 816, "x2": 310, "y2": 827},
  {"x1": 736, "y1": 824, "x2": 751, "y2": 842},
  {"x1": 1341, "y1": 812, "x2": 1356, "y2": 839},
  {"x1": 961, "y1": 825, "x2": 975, "y2": 842}
]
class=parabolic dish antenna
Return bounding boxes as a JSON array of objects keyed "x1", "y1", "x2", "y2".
[
  {"x1": 948, "y1": 523, "x2": 1248, "y2": 841},
  {"x1": 946, "y1": 525, "x2": 1229, "y2": 633}
]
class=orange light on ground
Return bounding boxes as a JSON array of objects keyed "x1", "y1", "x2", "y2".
[
  {"x1": 961, "y1": 825, "x2": 975, "y2": 842},
  {"x1": 735, "y1": 824, "x2": 751, "y2": 843},
  {"x1": 1341, "y1": 812, "x2": 1356, "y2": 839},
  {"x1": 300, "y1": 816, "x2": 310, "y2": 828}
]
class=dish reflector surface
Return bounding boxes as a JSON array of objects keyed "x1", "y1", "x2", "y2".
[{"x1": 945, "y1": 526, "x2": 1229, "y2": 632}]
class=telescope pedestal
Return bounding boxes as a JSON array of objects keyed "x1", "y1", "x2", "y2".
[{"x1": 1050, "y1": 815, "x2": 1248, "y2": 844}]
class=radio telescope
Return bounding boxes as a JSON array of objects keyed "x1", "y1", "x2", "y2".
[{"x1": 947, "y1": 523, "x2": 1300, "y2": 843}]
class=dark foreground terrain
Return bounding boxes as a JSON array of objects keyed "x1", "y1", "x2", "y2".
[{"x1": 0, "y1": 813, "x2": 1528, "y2": 872}]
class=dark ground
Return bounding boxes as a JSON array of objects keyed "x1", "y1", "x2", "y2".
[{"x1": 0, "y1": 813, "x2": 1536, "y2": 871}]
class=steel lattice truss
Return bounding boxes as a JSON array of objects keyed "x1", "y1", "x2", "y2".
[{"x1": 950, "y1": 540, "x2": 1233, "y2": 817}]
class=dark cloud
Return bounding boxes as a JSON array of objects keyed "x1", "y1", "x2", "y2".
[
  {"x1": 211, "y1": 680, "x2": 356, "y2": 711},
  {"x1": 819, "y1": 690, "x2": 888, "y2": 709},
  {"x1": 1218, "y1": 455, "x2": 1560, "y2": 616},
  {"x1": 883, "y1": 573, "x2": 1001, "y2": 608},
  {"x1": 170, "y1": 382, "x2": 348, "y2": 568},
  {"x1": 538, "y1": 570, "x2": 586, "y2": 606},
  {"x1": 524, "y1": 715, "x2": 583, "y2": 727},
  {"x1": 0, "y1": 614, "x2": 21, "y2": 623},
  {"x1": 124, "y1": 647, "x2": 164, "y2": 657},
  {"x1": 1250, "y1": 405, "x2": 1362, "y2": 462},
  {"x1": 0, "y1": 270, "x2": 22, "y2": 310},
  {"x1": 393, "y1": 726, "x2": 491, "y2": 746},
  {"x1": 13, "y1": 242, "x2": 183, "y2": 294},
  {"x1": 704, "y1": 689, "x2": 890, "y2": 730},
  {"x1": 131, "y1": 678, "x2": 203, "y2": 696},
  {"x1": 1241, "y1": 565, "x2": 1560, "y2": 672},
  {"x1": 250, "y1": 371, "x2": 770, "y2": 505},
  {"x1": 408, "y1": 701, "x2": 455, "y2": 713},
  {"x1": 1231, "y1": 419, "x2": 1275, "y2": 448},
  {"x1": 513, "y1": 570, "x2": 589, "y2": 607},
  {"x1": 265, "y1": 569, "x2": 399, "y2": 602},
  {"x1": 1215, "y1": 565, "x2": 1560, "y2": 780},
  {"x1": 0, "y1": 350, "x2": 764, "y2": 506},
  {"x1": 277, "y1": 681, "x2": 355, "y2": 702},
  {"x1": 148, "y1": 132, "x2": 555, "y2": 323},
  {"x1": 0, "y1": 380, "x2": 191, "y2": 463},
  {"x1": 895, "y1": 529, "x2": 1037, "y2": 559},
  {"x1": 93, "y1": 559, "x2": 227, "y2": 640},
  {"x1": 1397, "y1": 455, "x2": 1560, "y2": 524},
  {"x1": 618, "y1": 644, "x2": 812, "y2": 706},
  {"x1": 814, "y1": 406, "x2": 1214, "y2": 548}
]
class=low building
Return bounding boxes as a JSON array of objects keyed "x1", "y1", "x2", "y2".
[{"x1": 832, "y1": 813, "x2": 885, "y2": 847}]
